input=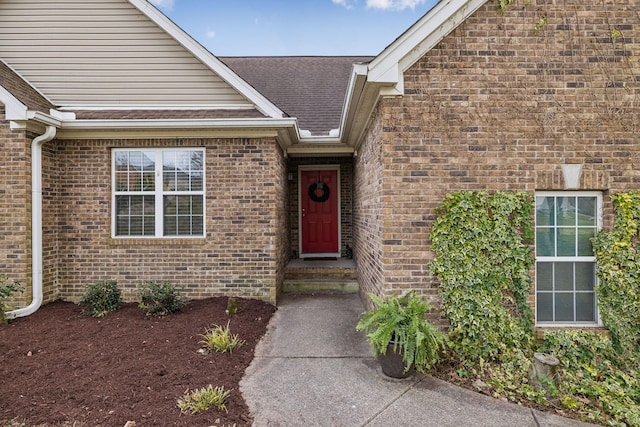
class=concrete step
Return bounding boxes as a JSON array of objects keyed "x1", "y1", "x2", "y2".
[{"x1": 282, "y1": 279, "x2": 359, "y2": 294}]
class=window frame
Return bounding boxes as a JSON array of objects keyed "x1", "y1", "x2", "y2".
[
  {"x1": 111, "y1": 148, "x2": 206, "y2": 239},
  {"x1": 534, "y1": 191, "x2": 602, "y2": 327}
]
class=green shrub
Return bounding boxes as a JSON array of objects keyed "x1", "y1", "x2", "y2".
[
  {"x1": 200, "y1": 321, "x2": 244, "y2": 353},
  {"x1": 79, "y1": 280, "x2": 122, "y2": 317},
  {"x1": 177, "y1": 385, "x2": 231, "y2": 415},
  {"x1": 540, "y1": 330, "x2": 640, "y2": 426},
  {"x1": 138, "y1": 281, "x2": 187, "y2": 317},
  {"x1": 591, "y1": 191, "x2": 640, "y2": 362},
  {"x1": 0, "y1": 275, "x2": 23, "y2": 324},
  {"x1": 430, "y1": 191, "x2": 534, "y2": 363}
]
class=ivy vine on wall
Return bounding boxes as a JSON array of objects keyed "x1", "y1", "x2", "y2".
[
  {"x1": 430, "y1": 191, "x2": 535, "y2": 362},
  {"x1": 591, "y1": 191, "x2": 640, "y2": 363}
]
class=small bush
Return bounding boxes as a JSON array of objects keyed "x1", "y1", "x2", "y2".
[
  {"x1": 79, "y1": 280, "x2": 122, "y2": 317},
  {"x1": 0, "y1": 275, "x2": 23, "y2": 324},
  {"x1": 138, "y1": 281, "x2": 187, "y2": 317},
  {"x1": 200, "y1": 321, "x2": 244, "y2": 353},
  {"x1": 177, "y1": 385, "x2": 231, "y2": 415}
]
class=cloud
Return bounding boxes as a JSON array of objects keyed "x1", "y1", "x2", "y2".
[
  {"x1": 206, "y1": 30, "x2": 216, "y2": 39},
  {"x1": 149, "y1": 0, "x2": 174, "y2": 10},
  {"x1": 332, "y1": 0, "x2": 355, "y2": 9},
  {"x1": 366, "y1": 0, "x2": 428, "y2": 10}
]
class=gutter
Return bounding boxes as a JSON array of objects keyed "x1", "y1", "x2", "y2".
[{"x1": 6, "y1": 125, "x2": 57, "y2": 319}]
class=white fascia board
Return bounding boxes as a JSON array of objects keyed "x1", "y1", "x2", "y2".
[
  {"x1": 59, "y1": 117, "x2": 298, "y2": 131},
  {"x1": 58, "y1": 104, "x2": 256, "y2": 111},
  {"x1": 57, "y1": 117, "x2": 300, "y2": 150},
  {"x1": 368, "y1": 0, "x2": 488, "y2": 89},
  {"x1": 339, "y1": 64, "x2": 369, "y2": 139},
  {"x1": 0, "y1": 85, "x2": 28, "y2": 121},
  {"x1": 128, "y1": 0, "x2": 285, "y2": 119}
]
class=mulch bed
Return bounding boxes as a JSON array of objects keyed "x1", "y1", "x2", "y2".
[{"x1": 0, "y1": 298, "x2": 276, "y2": 427}]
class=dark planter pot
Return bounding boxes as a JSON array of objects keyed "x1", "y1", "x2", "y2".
[{"x1": 378, "y1": 343, "x2": 415, "y2": 378}]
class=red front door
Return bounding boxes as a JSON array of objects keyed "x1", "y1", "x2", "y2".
[{"x1": 301, "y1": 169, "x2": 339, "y2": 255}]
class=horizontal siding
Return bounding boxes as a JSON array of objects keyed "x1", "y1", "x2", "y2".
[{"x1": 0, "y1": 0, "x2": 251, "y2": 107}]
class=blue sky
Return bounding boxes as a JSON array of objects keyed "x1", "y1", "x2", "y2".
[{"x1": 149, "y1": 0, "x2": 439, "y2": 56}]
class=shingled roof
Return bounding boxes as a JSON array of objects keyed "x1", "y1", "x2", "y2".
[
  {"x1": 0, "y1": 60, "x2": 53, "y2": 114},
  {"x1": 220, "y1": 56, "x2": 373, "y2": 136}
]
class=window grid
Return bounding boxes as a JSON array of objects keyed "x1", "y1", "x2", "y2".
[
  {"x1": 113, "y1": 149, "x2": 205, "y2": 238},
  {"x1": 535, "y1": 192, "x2": 601, "y2": 325}
]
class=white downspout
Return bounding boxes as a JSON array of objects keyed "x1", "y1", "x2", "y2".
[{"x1": 6, "y1": 125, "x2": 57, "y2": 319}]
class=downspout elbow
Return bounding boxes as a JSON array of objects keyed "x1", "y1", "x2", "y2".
[{"x1": 6, "y1": 125, "x2": 57, "y2": 319}]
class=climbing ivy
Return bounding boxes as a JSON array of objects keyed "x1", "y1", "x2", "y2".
[
  {"x1": 430, "y1": 191, "x2": 535, "y2": 363},
  {"x1": 591, "y1": 192, "x2": 640, "y2": 363}
]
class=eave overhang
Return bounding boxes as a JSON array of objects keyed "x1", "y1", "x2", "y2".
[
  {"x1": 341, "y1": 0, "x2": 488, "y2": 150},
  {"x1": 8, "y1": 113, "x2": 300, "y2": 152}
]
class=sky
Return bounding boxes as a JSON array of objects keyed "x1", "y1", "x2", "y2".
[{"x1": 148, "y1": 0, "x2": 440, "y2": 56}]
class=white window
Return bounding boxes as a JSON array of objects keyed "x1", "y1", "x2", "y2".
[
  {"x1": 112, "y1": 149, "x2": 205, "y2": 238},
  {"x1": 535, "y1": 192, "x2": 601, "y2": 325}
]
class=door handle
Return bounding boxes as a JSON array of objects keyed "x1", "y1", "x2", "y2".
[{"x1": 302, "y1": 208, "x2": 305, "y2": 217}]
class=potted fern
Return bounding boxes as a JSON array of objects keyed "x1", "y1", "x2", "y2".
[{"x1": 356, "y1": 291, "x2": 446, "y2": 378}]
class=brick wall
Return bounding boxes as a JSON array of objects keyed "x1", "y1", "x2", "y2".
[
  {"x1": 274, "y1": 144, "x2": 290, "y2": 300},
  {"x1": 0, "y1": 115, "x2": 31, "y2": 308},
  {"x1": 354, "y1": 0, "x2": 640, "y2": 317},
  {"x1": 50, "y1": 137, "x2": 286, "y2": 304},
  {"x1": 353, "y1": 109, "x2": 386, "y2": 308},
  {"x1": 42, "y1": 138, "x2": 61, "y2": 303}
]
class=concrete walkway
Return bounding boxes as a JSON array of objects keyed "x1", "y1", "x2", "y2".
[{"x1": 240, "y1": 293, "x2": 596, "y2": 427}]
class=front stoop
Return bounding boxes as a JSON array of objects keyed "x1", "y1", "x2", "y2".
[{"x1": 283, "y1": 259, "x2": 358, "y2": 294}]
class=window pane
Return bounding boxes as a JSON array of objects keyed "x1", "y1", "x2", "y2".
[
  {"x1": 115, "y1": 195, "x2": 154, "y2": 236},
  {"x1": 164, "y1": 216, "x2": 176, "y2": 236},
  {"x1": 115, "y1": 151, "x2": 129, "y2": 169},
  {"x1": 165, "y1": 195, "x2": 177, "y2": 215},
  {"x1": 191, "y1": 172, "x2": 203, "y2": 192},
  {"x1": 557, "y1": 228, "x2": 576, "y2": 256},
  {"x1": 556, "y1": 197, "x2": 576, "y2": 226},
  {"x1": 537, "y1": 262, "x2": 553, "y2": 291},
  {"x1": 129, "y1": 216, "x2": 143, "y2": 235},
  {"x1": 537, "y1": 293, "x2": 553, "y2": 322},
  {"x1": 555, "y1": 293, "x2": 574, "y2": 322},
  {"x1": 192, "y1": 216, "x2": 203, "y2": 234},
  {"x1": 192, "y1": 196, "x2": 203, "y2": 215},
  {"x1": 115, "y1": 172, "x2": 129, "y2": 191},
  {"x1": 177, "y1": 195, "x2": 191, "y2": 214},
  {"x1": 578, "y1": 228, "x2": 596, "y2": 256},
  {"x1": 178, "y1": 217, "x2": 191, "y2": 235},
  {"x1": 576, "y1": 293, "x2": 596, "y2": 322},
  {"x1": 555, "y1": 262, "x2": 574, "y2": 291},
  {"x1": 577, "y1": 197, "x2": 597, "y2": 226},
  {"x1": 536, "y1": 197, "x2": 555, "y2": 226},
  {"x1": 575, "y1": 262, "x2": 595, "y2": 291},
  {"x1": 163, "y1": 171, "x2": 175, "y2": 191},
  {"x1": 142, "y1": 152, "x2": 155, "y2": 171},
  {"x1": 116, "y1": 217, "x2": 129, "y2": 236},
  {"x1": 163, "y1": 195, "x2": 203, "y2": 236},
  {"x1": 190, "y1": 151, "x2": 204, "y2": 191},
  {"x1": 536, "y1": 228, "x2": 555, "y2": 256},
  {"x1": 142, "y1": 172, "x2": 155, "y2": 191}
]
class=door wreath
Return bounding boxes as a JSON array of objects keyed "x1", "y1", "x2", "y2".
[{"x1": 308, "y1": 182, "x2": 330, "y2": 203}]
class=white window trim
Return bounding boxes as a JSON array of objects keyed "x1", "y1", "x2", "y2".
[
  {"x1": 534, "y1": 191, "x2": 603, "y2": 327},
  {"x1": 111, "y1": 148, "x2": 206, "y2": 239}
]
